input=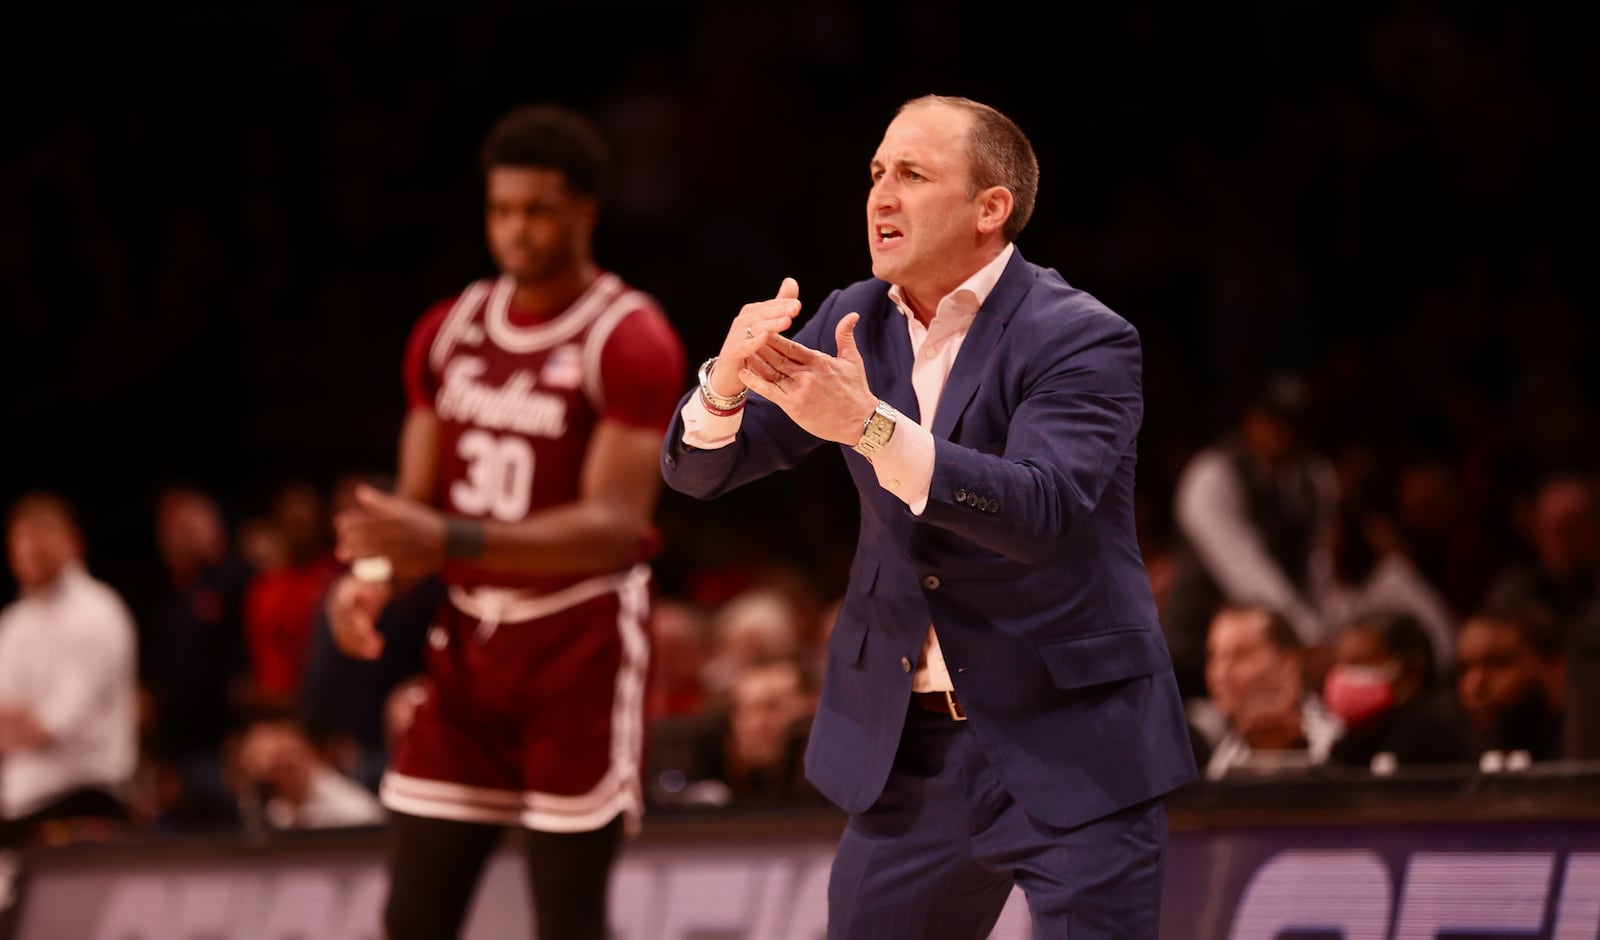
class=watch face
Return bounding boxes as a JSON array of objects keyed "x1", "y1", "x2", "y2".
[{"x1": 856, "y1": 407, "x2": 896, "y2": 454}]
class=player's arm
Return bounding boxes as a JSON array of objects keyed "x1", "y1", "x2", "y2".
[
  {"x1": 328, "y1": 301, "x2": 450, "y2": 660},
  {"x1": 328, "y1": 408, "x2": 439, "y2": 660},
  {"x1": 394, "y1": 406, "x2": 441, "y2": 504},
  {"x1": 338, "y1": 418, "x2": 663, "y2": 579}
]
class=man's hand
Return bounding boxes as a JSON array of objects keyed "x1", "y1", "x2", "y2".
[
  {"x1": 708, "y1": 278, "x2": 802, "y2": 398},
  {"x1": 325, "y1": 572, "x2": 391, "y2": 660},
  {"x1": 740, "y1": 312, "x2": 879, "y2": 444},
  {"x1": 334, "y1": 484, "x2": 447, "y2": 582}
]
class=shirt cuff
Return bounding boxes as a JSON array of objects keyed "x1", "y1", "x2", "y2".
[
  {"x1": 680, "y1": 393, "x2": 742, "y2": 449},
  {"x1": 869, "y1": 416, "x2": 934, "y2": 514}
]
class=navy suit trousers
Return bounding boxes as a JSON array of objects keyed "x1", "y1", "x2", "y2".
[{"x1": 827, "y1": 701, "x2": 1169, "y2": 939}]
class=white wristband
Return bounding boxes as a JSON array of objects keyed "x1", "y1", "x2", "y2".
[{"x1": 351, "y1": 556, "x2": 393, "y2": 583}]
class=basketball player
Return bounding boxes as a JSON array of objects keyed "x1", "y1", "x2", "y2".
[{"x1": 327, "y1": 102, "x2": 686, "y2": 940}]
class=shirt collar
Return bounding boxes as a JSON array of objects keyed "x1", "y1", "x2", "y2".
[
  {"x1": 887, "y1": 243, "x2": 1015, "y2": 324},
  {"x1": 16, "y1": 560, "x2": 85, "y2": 604}
]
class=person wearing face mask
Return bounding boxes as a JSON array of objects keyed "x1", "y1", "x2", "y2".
[{"x1": 1324, "y1": 610, "x2": 1472, "y2": 772}]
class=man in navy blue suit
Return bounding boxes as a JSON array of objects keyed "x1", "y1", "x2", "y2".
[{"x1": 661, "y1": 94, "x2": 1197, "y2": 938}]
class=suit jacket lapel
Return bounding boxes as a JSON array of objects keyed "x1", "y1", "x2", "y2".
[
  {"x1": 862, "y1": 291, "x2": 921, "y2": 424},
  {"x1": 932, "y1": 251, "x2": 1034, "y2": 439}
]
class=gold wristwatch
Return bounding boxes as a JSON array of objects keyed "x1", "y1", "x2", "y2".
[{"x1": 852, "y1": 401, "x2": 898, "y2": 457}]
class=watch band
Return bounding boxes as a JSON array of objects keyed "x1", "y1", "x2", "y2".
[{"x1": 852, "y1": 401, "x2": 898, "y2": 457}]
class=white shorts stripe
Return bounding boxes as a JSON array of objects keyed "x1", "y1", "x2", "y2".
[
  {"x1": 380, "y1": 773, "x2": 523, "y2": 827},
  {"x1": 446, "y1": 570, "x2": 631, "y2": 624}
]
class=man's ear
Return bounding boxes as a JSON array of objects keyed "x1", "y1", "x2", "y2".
[{"x1": 976, "y1": 186, "x2": 1014, "y2": 236}]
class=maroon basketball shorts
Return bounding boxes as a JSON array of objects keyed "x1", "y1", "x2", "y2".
[{"x1": 380, "y1": 564, "x2": 651, "y2": 835}]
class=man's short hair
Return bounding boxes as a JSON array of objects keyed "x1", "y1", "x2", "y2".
[
  {"x1": 898, "y1": 95, "x2": 1040, "y2": 242},
  {"x1": 1470, "y1": 597, "x2": 1565, "y2": 660},
  {"x1": 1348, "y1": 609, "x2": 1438, "y2": 687},
  {"x1": 1214, "y1": 603, "x2": 1304, "y2": 653},
  {"x1": 6, "y1": 490, "x2": 79, "y2": 535}
]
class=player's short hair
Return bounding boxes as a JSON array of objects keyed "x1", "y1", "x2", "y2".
[
  {"x1": 479, "y1": 102, "x2": 612, "y2": 200},
  {"x1": 898, "y1": 95, "x2": 1040, "y2": 242}
]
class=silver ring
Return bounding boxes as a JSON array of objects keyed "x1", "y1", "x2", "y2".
[{"x1": 745, "y1": 325, "x2": 754, "y2": 339}]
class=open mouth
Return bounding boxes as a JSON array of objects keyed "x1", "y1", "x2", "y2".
[{"x1": 875, "y1": 225, "x2": 903, "y2": 245}]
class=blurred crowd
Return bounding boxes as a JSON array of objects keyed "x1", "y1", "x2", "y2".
[
  {"x1": 3, "y1": 3, "x2": 1596, "y2": 850},
  {"x1": 2, "y1": 371, "x2": 1598, "y2": 849}
]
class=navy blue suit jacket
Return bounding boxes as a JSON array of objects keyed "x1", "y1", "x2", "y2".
[{"x1": 661, "y1": 249, "x2": 1198, "y2": 828}]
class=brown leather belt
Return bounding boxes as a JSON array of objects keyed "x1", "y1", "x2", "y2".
[{"x1": 914, "y1": 689, "x2": 967, "y2": 721}]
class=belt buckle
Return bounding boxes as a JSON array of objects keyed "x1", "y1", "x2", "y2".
[{"x1": 943, "y1": 690, "x2": 967, "y2": 721}]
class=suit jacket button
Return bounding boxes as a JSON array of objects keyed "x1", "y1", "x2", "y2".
[
  {"x1": 988, "y1": 500, "x2": 999, "y2": 512},
  {"x1": 966, "y1": 492, "x2": 980, "y2": 507},
  {"x1": 900, "y1": 656, "x2": 912, "y2": 672},
  {"x1": 922, "y1": 575, "x2": 941, "y2": 590},
  {"x1": 954, "y1": 488, "x2": 967, "y2": 502}
]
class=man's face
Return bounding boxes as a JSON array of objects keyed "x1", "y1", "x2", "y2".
[
  {"x1": 866, "y1": 102, "x2": 984, "y2": 311},
  {"x1": 1205, "y1": 609, "x2": 1299, "y2": 721},
  {"x1": 729, "y1": 663, "x2": 810, "y2": 769},
  {"x1": 1530, "y1": 479, "x2": 1599, "y2": 579},
  {"x1": 7, "y1": 511, "x2": 78, "y2": 592},
  {"x1": 484, "y1": 166, "x2": 594, "y2": 285},
  {"x1": 156, "y1": 494, "x2": 225, "y2": 577},
  {"x1": 238, "y1": 722, "x2": 314, "y2": 804},
  {"x1": 1455, "y1": 617, "x2": 1548, "y2": 734},
  {"x1": 1332, "y1": 625, "x2": 1388, "y2": 669},
  {"x1": 652, "y1": 600, "x2": 711, "y2": 686},
  {"x1": 1240, "y1": 409, "x2": 1297, "y2": 466}
]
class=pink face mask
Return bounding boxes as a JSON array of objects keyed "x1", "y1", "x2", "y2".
[{"x1": 1322, "y1": 663, "x2": 1397, "y2": 727}]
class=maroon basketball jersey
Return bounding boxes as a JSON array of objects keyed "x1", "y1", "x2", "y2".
[{"x1": 404, "y1": 272, "x2": 685, "y2": 591}]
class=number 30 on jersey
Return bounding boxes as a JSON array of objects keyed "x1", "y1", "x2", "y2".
[{"x1": 450, "y1": 430, "x2": 534, "y2": 521}]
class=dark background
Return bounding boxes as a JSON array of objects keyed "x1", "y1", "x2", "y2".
[{"x1": 3, "y1": 2, "x2": 1595, "y2": 605}]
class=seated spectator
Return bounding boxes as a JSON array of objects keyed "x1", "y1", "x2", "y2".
[
  {"x1": 1455, "y1": 600, "x2": 1567, "y2": 763},
  {"x1": 646, "y1": 596, "x2": 715, "y2": 723},
  {"x1": 1563, "y1": 602, "x2": 1600, "y2": 759},
  {"x1": 1196, "y1": 604, "x2": 1343, "y2": 779},
  {"x1": 1324, "y1": 610, "x2": 1473, "y2": 772},
  {"x1": 0, "y1": 493, "x2": 138, "y2": 846},
  {"x1": 241, "y1": 480, "x2": 342, "y2": 713},
  {"x1": 298, "y1": 572, "x2": 439, "y2": 792},
  {"x1": 647, "y1": 657, "x2": 823, "y2": 808},
  {"x1": 1319, "y1": 491, "x2": 1458, "y2": 676},
  {"x1": 1484, "y1": 470, "x2": 1599, "y2": 639},
  {"x1": 141, "y1": 483, "x2": 255, "y2": 829},
  {"x1": 231, "y1": 715, "x2": 384, "y2": 831},
  {"x1": 1161, "y1": 375, "x2": 1341, "y2": 700},
  {"x1": 699, "y1": 586, "x2": 804, "y2": 702}
]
